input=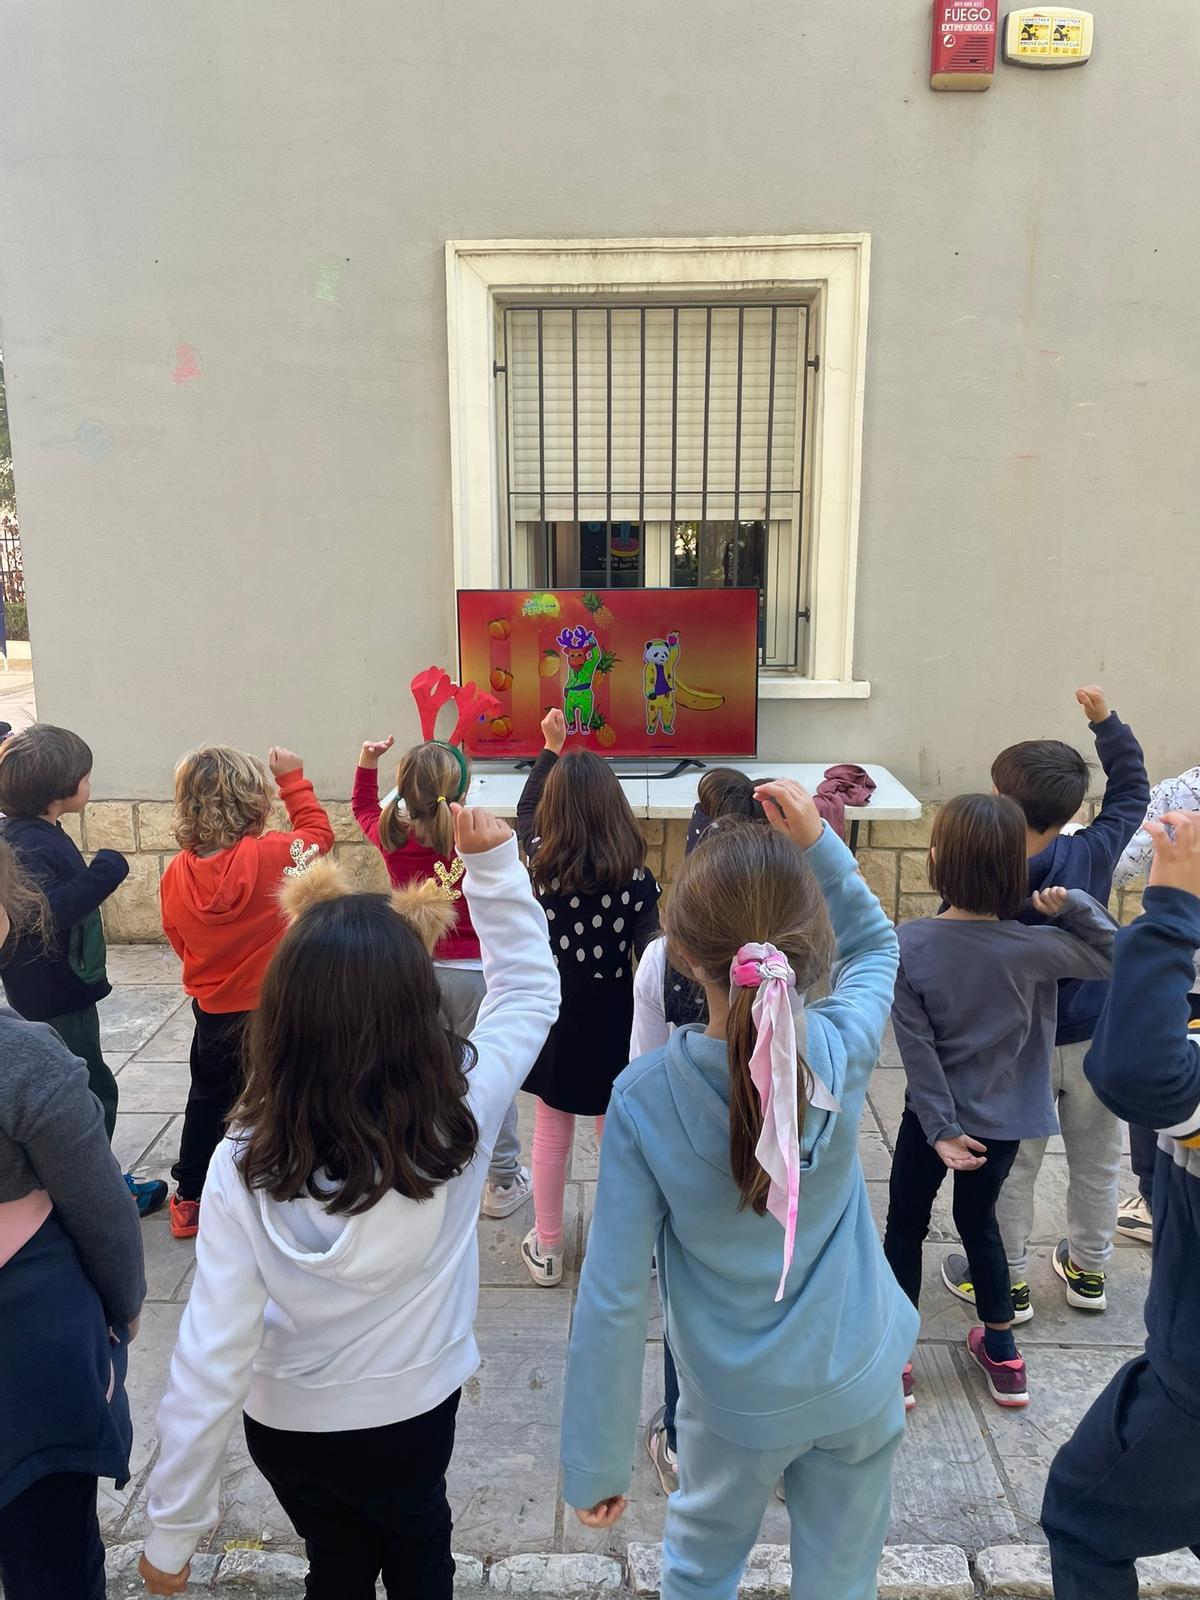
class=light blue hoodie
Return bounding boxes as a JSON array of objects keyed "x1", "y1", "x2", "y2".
[{"x1": 560, "y1": 825, "x2": 918, "y2": 1510}]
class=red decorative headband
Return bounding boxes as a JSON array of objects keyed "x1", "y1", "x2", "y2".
[{"x1": 410, "y1": 666, "x2": 500, "y2": 748}]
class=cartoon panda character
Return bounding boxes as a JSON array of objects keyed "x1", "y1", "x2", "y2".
[{"x1": 643, "y1": 632, "x2": 681, "y2": 736}]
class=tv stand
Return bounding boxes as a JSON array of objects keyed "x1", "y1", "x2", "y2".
[{"x1": 512, "y1": 758, "x2": 706, "y2": 781}]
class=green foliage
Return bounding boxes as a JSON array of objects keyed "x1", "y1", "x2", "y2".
[{"x1": 4, "y1": 601, "x2": 27, "y2": 642}]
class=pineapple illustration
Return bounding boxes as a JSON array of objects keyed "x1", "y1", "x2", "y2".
[
  {"x1": 582, "y1": 590, "x2": 614, "y2": 629},
  {"x1": 590, "y1": 711, "x2": 617, "y2": 749}
]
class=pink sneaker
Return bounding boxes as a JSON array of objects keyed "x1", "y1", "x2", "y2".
[
  {"x1": 902, "y1": 1363, "x2": 916, "y2": 1411},
  {"x1": 967, "y1": 1327, "x2": 1029, "y2": 1408}
]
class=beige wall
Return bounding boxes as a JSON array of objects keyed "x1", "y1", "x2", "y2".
[{"x1": 0, "y1": 1, "x2": 1197, "y2": 806}]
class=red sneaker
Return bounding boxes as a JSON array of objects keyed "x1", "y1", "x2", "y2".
[
  {"x1": 902, "y1": 1363, "x2": 916, "y2": 1411},
  {"x1": 967, "y1": 1327, "x2": 1028, "y2": 1408},
  {"x1": 170, "y1": 1195, "x2": 200, "y2": 1240}
]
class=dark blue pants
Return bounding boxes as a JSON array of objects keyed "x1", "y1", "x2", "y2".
[
  {"x1": 663, "y1": 1337, "x2": 679, "y2": 1453},
  {"x1": 1043, "y1": 1356, "x2": 1200, "y2": 1599},
  {"x1": 0, "y1": 1472, "x2": 104, "y2": 1600}
]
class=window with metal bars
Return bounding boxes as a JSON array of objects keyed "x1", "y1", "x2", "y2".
[{"x1": 497, "y1": 301, "x2": 815, "y2": 670}]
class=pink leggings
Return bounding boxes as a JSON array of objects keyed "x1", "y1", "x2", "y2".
[{"x1": 531, "y1": 1098, "x2": 605, "y2": 1251}]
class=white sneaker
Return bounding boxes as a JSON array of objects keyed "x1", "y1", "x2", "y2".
[
  {"x1": 1115, "y1": 1193, "x2": 1153, "y2": 1246},
  {"x1": 482, "y1": 1167, "x2": 532, "y2": 1219},
  {"x1": 521, "y1": 1227, "x2": 563, "y2": 1287}
]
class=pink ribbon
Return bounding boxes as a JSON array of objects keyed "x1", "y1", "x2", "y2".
[{"x1": 730, "y1": 942, "x2": 802, "y2": 1302}]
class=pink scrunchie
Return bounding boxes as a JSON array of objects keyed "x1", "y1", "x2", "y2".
[{"x1": 731, "y1": 941, "x2": 802, "y2": 1302}]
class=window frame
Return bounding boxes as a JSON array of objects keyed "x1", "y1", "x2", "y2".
[{"x1": 445, "y1": 235, "x2": 871, "y2": 700}]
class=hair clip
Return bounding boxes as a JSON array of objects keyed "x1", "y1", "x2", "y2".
[{"x1": 283, "y1": 839, "x2": 321, "y2": 878}]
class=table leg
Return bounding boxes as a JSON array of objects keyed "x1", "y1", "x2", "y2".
[{"x1": 848, "y1": 819, "x2": 861, "y2": 855}]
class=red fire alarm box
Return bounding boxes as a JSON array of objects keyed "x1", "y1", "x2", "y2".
[{"x1": 931, "y1": 2, "x2": 998, "y2": 90}]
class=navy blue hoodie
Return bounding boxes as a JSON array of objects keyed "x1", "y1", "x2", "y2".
[
  {"x1": 0, "y1": 817, "x2": 128, "y2": 1020},
  {"x1": 1084, "y1": 887, "x2": 1200, "y2": 1414},
  {"x1": 1020, "y1": 713, "x2": 1149, "y2": 1045}
]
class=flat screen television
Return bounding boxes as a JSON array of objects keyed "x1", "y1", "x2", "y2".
[{"x1": 457, "y1": 588, "x2": 759, "y2": 761}]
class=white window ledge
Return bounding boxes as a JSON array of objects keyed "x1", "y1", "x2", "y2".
[{"x1": 758, "y1": 677, "x2": 871, "y2": 701}]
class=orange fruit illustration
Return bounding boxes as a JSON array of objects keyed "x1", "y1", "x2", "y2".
[{"x1": 487, "y1": 618, "x2": 511, "y2": 640}]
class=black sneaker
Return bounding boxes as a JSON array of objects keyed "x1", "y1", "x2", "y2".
[
  {"x1": 1053, "y1": 1239, "x2": 1106, "y2": 1311},
  {"x1": 941, "y1": 1253, "x2": 1033, "y2": 1323}
]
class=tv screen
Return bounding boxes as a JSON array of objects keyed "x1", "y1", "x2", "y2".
[{"x1": 457, "y1": 588, "x2": 759, "y2": 761}]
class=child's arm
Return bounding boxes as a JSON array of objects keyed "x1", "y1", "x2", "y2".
[
  {"x1": 41, "y1": 849, "x2": 129, "y2": 931},
  {"x1": 631, "y1": 872, "x2": 661, "y2": 959},
  {"x1": 270, "y1": 755, "x2": 335, "y2": 853},
  {"x1": 630, "y1": 937, "x2": 670, "y2": 1057},
  {"x1": 458, "y1": 813, "x2": 560, "y2": 1147},
  {"x1": 1074, "y1": 688, "x2": 1151, "y2": 868},
  {"x1": 143, "y1": 1142, "x2": 269, "y2": 1580},
  {"x1": 561, "y1": 1086, "x2": 666, "y2": 1513},
  {"x1": 1113, "y1": 776, "x2": 1179, "y2": 889},
  {"x1": 14, "y1": 1027, "x2": 145, "y2": 1327},
  {"x1": 1031, "y1": 887, "x2": 1116, "y2": 981},
  {"x1": 891, "y1": 964, "x2": 963, "y2": 1146},
  {"x1": 516, "y1": 748, "x2": 559, "y2": 854}
]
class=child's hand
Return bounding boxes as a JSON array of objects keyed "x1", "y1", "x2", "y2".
[
  {"x1": 542, "y1": 708, "x2": 568, "y2": 755},
  {"x1": 934, "y1": 1134, "x2": 988, "y2": 1171},
  {"x1": 1076, "y1": 685, "x2": 1110, "y2": 724},
  {"x1": 754, "y1": 779, "x2": 824, "y2": 849},
  {"x1": 268, "y1": 747, "x2": 303, "y2": 779},
  {"x1": 138, "y1": 1554, "x2": 190, "y2": 1595},
  {"x1": 452, "y1": 804, "x2": 512, "y2": 856},
  {"x1": 1031, "y1": 886, "x2": 1069, "y2": 918},
  {"x1": 574, "y1": 1495, "x2": 628, "y2": 1530},
  {"x1": 359, "y1": 736, "x2": 395, "y2": 768},
  {"x1": 1147, "y1": 811, "x2": 1200, "y2": 899}
]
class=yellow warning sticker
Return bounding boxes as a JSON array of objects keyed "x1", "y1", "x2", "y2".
[
  {"x1": 1051, "y1": 15, "x2": 1084, "y2": 54},
  {"x1": 1016, "y1": 12, "x2": 1052, "y2": 54}
]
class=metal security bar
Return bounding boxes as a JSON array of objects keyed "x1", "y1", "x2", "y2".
[{"x1": 499, "y1": 300, "x2": 813, "y2": 670}]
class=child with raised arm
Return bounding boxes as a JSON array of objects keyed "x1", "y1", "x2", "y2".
[
  {"x1": 160, "y1": 745, "x2": 334, "y2": 1238},
  {"x1": 884, "y1": 794, "x2": 1116, "y2": 1410},
  {"x1": 516, "y1": 710, "x2": 660, "y2": 1288},
  {"x1": 138, "y1": 805, "x2": 559, "y2": 1600},
  {"x1": 562, "y1": 781, "x2": 915, "y2": 1600},
  {"x1": 978, "y1": 685, "x2": 1149, "y2": 1316},
  {"x1": 1042, "y1": 811, "x2": 1200, "y2": 1598},
  {"x1": 353, "y1": 731, "x2": 528, "y2": 1219},
  {"x1": 0, "y1": 723, "x2": 166, "y2": 1215}
]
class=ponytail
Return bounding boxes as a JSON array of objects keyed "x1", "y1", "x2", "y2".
[
  {"x1": 379, "y1": 743, "x2": 469, "y2": 859},
  {"x1": 727, "y1": 985, "x2": 776, "y2": 1215}
]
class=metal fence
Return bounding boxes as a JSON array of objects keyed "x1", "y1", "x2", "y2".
[{"x1": 0, "y1": 511, "x2": 24, "y2": 604}]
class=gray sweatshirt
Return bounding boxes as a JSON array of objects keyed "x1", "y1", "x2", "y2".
[
  {"x1": 892, "y1": 892, "x2": 1116, "y2": 1146},
  {"x1": 0, "y1": 1005, "x2": 144, "y2": 1324}
]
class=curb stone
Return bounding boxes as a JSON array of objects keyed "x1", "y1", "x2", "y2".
[
  {"x1": 626, "y1": 1542, "x2": 972, "y2": 1598},
  {"x1": 490, "y1": 1553, "x2": 623, "y2": 1594},
  {"x1": 102, "y1": 1544, "x2": 484, "y2": 1593},
  {"x1": 976, "y1": 1543, "x2": 1200, "y2": 1598}
]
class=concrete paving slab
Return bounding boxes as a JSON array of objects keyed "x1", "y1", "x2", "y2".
[
  {"x1": 111, "y1": 1058, "x2": 193, "y2": 1113},
  {"x1": 99, "y1": 986, "x2": 187, "y2": 1055},
  {"x1": 112, "y1": 1112, "x2": 174, "y2": 1172},
  {"x1": 130, "y1": 998, "x2": 197, "y2": 1062},
  {"x1": 105, "y1": 946, "x2": 184, "y2": 986},
  {"x1": 479, "y1": 1182, "x2": 583, "y2": 1288}
]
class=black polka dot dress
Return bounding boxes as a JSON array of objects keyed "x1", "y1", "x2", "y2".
[{"x1": 522, "y1": 867, "x2": 662, "y2": 1115}]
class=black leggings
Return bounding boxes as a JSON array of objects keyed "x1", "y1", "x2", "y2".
[
  {"x1": 172, "y1": 1002, "x2": 249, "y2": 1201},
  {"x1": 883, "y1": 1107, "x2": 1020, "y2": 1326},
  {"x1": 244, "y1": 1389, "x2": 461, "y2": 1600},
  {"x1": 0, "y1": 1472, "x2": 104, "y2": 1600}
]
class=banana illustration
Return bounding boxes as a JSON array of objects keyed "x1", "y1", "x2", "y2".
[{"x1": 674, "y1": 679, "x2": 725, "y2": 712}]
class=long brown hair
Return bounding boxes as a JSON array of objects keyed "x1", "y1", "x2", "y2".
[
  {"x1": 666, "y1": 824, "x2": 833, "y2": 1215},
  {"x1": 0, "y1": 840, "x2": 52, "y2": 957},
  {"x1": 929, "y1": 794, "x2": 1027, "y2": 918},
  {"x1": 531, "y1": 750, "x2": 646, "y2": 894},
  {"x1": 378, "y1": 742, "x2": 470, "y2": 858},
  {"x1": 233, "y1": 891, "x2": 478, "y2": 1215}
]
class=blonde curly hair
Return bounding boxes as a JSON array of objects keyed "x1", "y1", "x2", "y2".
[{"x1": 173, "y1": 746, "x2": 273, "y2": 853}]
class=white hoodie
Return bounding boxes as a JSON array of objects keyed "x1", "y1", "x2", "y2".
[{"x1": 144, "y1": 835, "x2": 559, "y2": 1575}]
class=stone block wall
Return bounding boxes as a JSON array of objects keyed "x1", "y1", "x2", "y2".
[{"x1": 67, "y1": 795, "x2": 1146, "y2": 944}]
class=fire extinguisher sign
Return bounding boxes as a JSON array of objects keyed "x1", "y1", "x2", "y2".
[{"x1": 931, "y1": 3, "x2": 998, "y2": 89}]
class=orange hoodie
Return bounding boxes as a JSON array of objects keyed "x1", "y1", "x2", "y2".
[{"x1": 160, "y1": 769, "x2": 335, "y2": 1014}]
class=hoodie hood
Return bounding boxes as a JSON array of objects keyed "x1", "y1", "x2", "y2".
[
  {"x1": 173, "y1": 838, "x2": 264, "y2": 921},
  {"x1": 255, "y1": 1177, "x2": 448, "y2": 1291},
  {"x1": 664, "y1": 1019, "x2": 842, "y2": 1181}
]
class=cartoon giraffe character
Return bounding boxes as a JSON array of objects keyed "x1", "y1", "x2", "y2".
[
  {"x1": 643, "y1": 632, "x2": 681, "y2": 735},
  {"x1": 557, "y1": 625, "x2": 602, "y2": 736}
]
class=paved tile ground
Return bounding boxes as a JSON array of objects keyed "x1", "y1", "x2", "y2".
[{"x1": 98, "y1": 948, "x2": 1153, "y2": 1564}]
